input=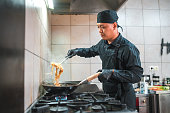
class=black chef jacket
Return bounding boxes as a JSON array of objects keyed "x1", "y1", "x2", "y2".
[{"x1": 76, "y1": 33, "x2": 143, "y2": 110}]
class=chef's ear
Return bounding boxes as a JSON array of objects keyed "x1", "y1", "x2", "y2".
[{"x1": 113, "y1": 22, "x2": 117, "y2": 29}]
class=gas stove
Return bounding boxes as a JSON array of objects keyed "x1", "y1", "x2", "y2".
[{"x1": 31, "y1": 91, "x2": 137, "y2": 113}]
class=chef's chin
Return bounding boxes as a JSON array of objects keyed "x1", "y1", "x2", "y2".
[{"x1": 101, "y1": 36, "x2": 107, "y2": 40}]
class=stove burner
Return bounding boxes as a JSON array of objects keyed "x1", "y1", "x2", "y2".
[
  {"x1": 55, "y1": 96, "x2": 67, "y2": 101},
  {"x1": 33, "y1": 92, "x2": 128, "y2": 113},
  {"x1": 50, "y1": 106, "x2": 68, "y2": 113},
  {"x1": 92, "y1": 105, "x2": 102, "y2": 111},
  {"x1": 32, "y1": 104, "x2": 50, "y2": 113},
  {"x1": 67, "y1": 100, "x2": 92, "y2": 110},
  {"x1": 106, "y1": 103, "x2": 127, "y2": 111}
]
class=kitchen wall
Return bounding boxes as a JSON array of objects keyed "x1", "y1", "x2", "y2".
[
  {"x1": 51, "y1": 0, "x2": 170, "y2": 89},
  {"x1": 25, "y1": 0, "x2": 51, "y2": 111}
]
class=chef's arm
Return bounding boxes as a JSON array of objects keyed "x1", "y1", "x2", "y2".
[
  {"x1": 111, "y1": 46, "x2": 143, "y2": 83},
  {"x1": 68, "y1": 41, "x2": 101, "y2": 58},
  {"x1": 98, "y1": 46, "x2": 143, "y2": 83},
  {"x1": 111, "y1": 66, "x2": 143, "y2": 83},
  {"x1": 76, "y1": 45, "x2": 99, "y2": 58}
]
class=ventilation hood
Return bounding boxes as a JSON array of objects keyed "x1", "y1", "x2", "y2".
[{"x1": 52, "y1": 0, "x2": 127, "y2": 14}]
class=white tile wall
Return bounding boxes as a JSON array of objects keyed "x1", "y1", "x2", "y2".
[
  {"x1": 160, "y1": 10, "x2": 170, "y2": 26},
  {"x1": 52, "y1": 26, "x2": 70, "y2": 44},
  {"x1": 33, "y1": 55, "x2": 40, "y2": 101},
  {"x1": 126, "y1": 9, "x2": 143, "y2": 26},
  {"x1": 145, "y1": 45, "x2": 161, "y2": 62},
  {"x1": 71, "y1": 64, "x2": 91, "y2": 81},
  {"x1": 51, "y1": 15, "x2": 70, "y2": 25},
  {"x1": 25, "y1": 0, "x2": 34, "y2": 52},
  {"x1": 125, "y1": 0, "x2": 142, "y2": 9},
  {"x1": 33, "y1": 16, "x2": 41, "y2": 56},
  {"x1": 144, "y1": 27, "x2": 161, "y2": 44},
  {"x1": 142, "y1": 0, "x2": 159, "y2": 9},
  {"x1": 71, "y1": 26, "x2": 90, "y2": 44},
  {"x1": 126, "y1": 27, "x2": 144, "y2": 44},
  {"x1": 71, "y1": 15, "x2": 89, "y2": 25},
  {"x1": 161, "y1": 27, "x2": 170, "y2": 42},
  {"x1": 25, "y1": 0, "x2": 51, "y2": 111},
  {"x1": 90, "y1": 15, "x2": 97, "y2": 25},
  {"x1": 117, "y1": 8, "x2": 126, "y2": 26},
  {"x1": 162, "y1": 63, "x2": 170, "y2": 78},
  {"x1": 51, "y1": 45, "x2": 70, "y2": 63},
  {"x1": 143, "y1": 10, "x2": 160, "y2": 26},
  {"x1": 159, "y1": 0, "x2": 170, "y2": 9},
  {"x1": 24, "y1": 50, "x2": 34, "y2": 110}
]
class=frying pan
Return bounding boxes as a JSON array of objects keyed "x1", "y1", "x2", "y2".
[{"x1": 42, "y1": 73, "x2": 100, "y2": 95}]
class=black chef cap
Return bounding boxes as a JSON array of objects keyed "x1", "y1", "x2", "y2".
[
  {"x1": 97, "y1": 10, "x2": 123, "y2": 32},
  {"x1": 97, "y1": 10, "x2": 118, "y2": 23}
]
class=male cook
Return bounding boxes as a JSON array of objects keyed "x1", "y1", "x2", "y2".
[{"x1": 67, "y1": 10, "x2": 143, "y2": 110}]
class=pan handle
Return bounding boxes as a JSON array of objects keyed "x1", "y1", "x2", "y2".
[
  {"x1": 78, "y1": 72, "x2": 101, "y2": 85},
  {"x1": 87, "y1": 72, "x2": 101, "y2": 82}
]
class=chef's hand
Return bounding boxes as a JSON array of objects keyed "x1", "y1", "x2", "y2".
[
  {"x1": 97, "y1": 69, "x2": 114, "y2": 83},
  {"x1": 67, "y1": 49, "x2": 79, "y2": 58}
]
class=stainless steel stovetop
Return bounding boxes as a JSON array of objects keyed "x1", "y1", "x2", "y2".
[{"x1": 31, "y1": 91, "x2": 137, "y2": 113}]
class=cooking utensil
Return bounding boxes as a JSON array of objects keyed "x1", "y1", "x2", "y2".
[
  {"x1": 60, "y1": 54, "x2": 74, "y2": 64},
  {"x1": 78, "y1": 72, "x2": 101, "y2": 85},
  {"x1": 42, "y1": 73, "x2": 101, "y2": 95}
]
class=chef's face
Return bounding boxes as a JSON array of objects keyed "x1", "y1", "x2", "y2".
[{"x1": 97, "y1": 23, "x2": 115, "y2": 40}]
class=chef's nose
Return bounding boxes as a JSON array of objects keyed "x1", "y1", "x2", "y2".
[{"x1": 98, "y1": 28, "x2": 103, "y2": 33}]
